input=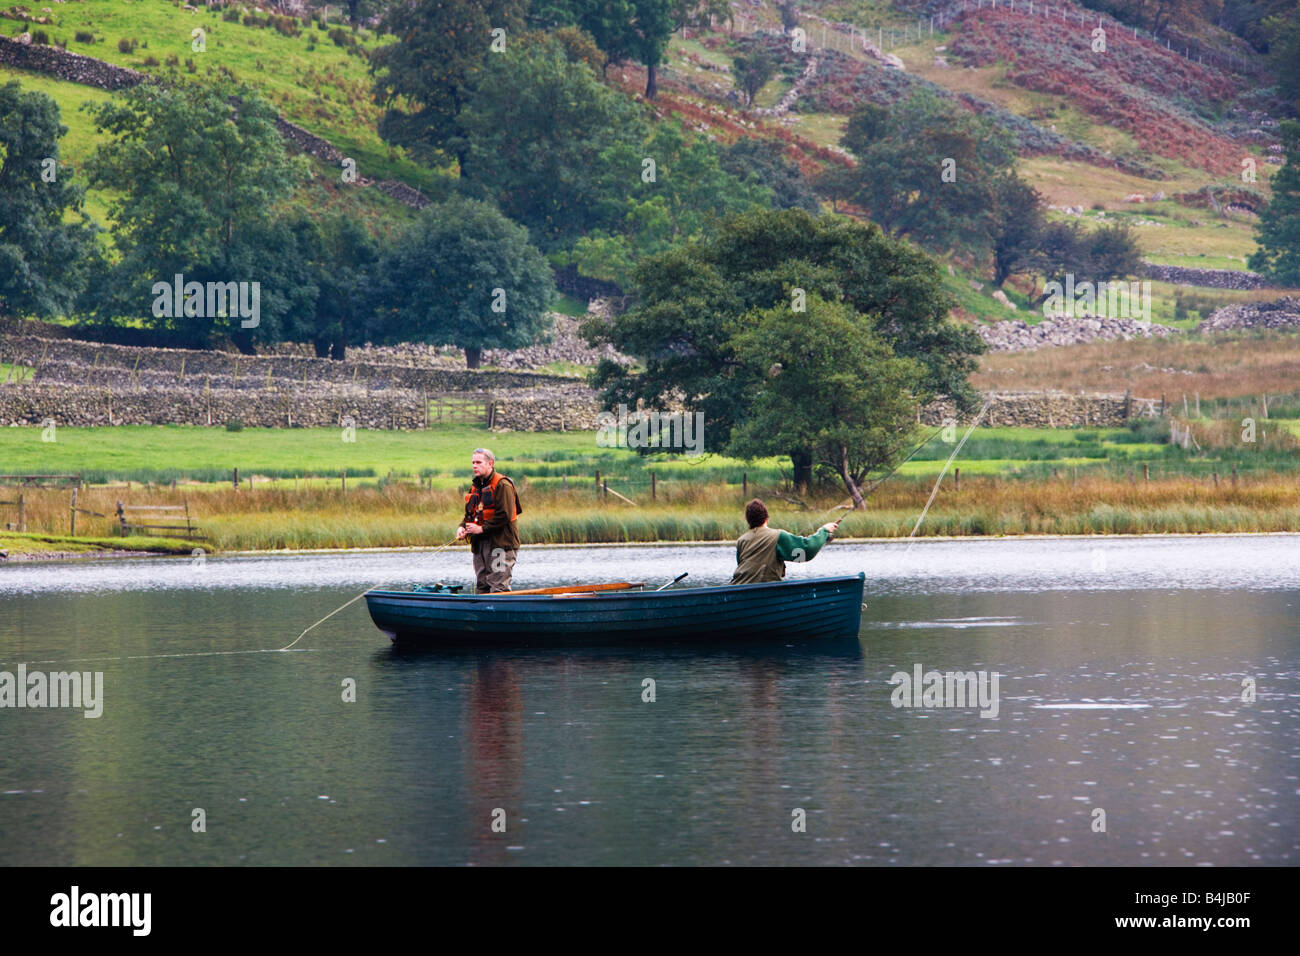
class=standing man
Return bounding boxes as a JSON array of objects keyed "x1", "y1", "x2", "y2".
[
  {"x1": 731, "y1": 498, "x2": 840, "y2": 585},
  {"x1": 457, "y1": 448, "x2": 521, "y2": 592}
]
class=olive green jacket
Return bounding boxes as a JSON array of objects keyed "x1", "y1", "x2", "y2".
[{"x1": 731, "y1": 525, "x2": 831, "y2": 585}]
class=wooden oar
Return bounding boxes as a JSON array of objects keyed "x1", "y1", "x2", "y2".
[{"x1": 496, "y1": 581, "x2": 644, "y2": 596}]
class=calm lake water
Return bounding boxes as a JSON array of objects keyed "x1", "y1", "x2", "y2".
[{"x1": 1, "y1": 535, "x2": 1297, "y2": 866}]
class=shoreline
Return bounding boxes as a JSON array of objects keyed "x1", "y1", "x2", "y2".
[{"x1": 4, "y1": 529, "x2": 1299, "y2": 564}]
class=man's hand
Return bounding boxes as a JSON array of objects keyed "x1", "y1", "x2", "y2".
[
  {"x1": 455, "y1": 524, "x2": 468, "y2": 540},
  {"x1": 463, "y1": 522, "x2": 483, "y2": 536},
  {"x1": 820, "y1": 521, "x2": 839, "y2": 536}
]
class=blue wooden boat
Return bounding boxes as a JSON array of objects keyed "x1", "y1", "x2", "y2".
[{"x1": 364, "y1": 573, "x2": 866, "y2": 646}]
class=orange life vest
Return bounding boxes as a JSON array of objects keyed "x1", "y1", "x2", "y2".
[{"x1": 464, "y1": 471, "x2": 521, "y2": 526}]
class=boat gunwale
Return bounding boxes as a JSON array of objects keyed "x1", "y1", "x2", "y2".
[{"x1": 366, "y1": 573, "x2": 866, "y2": 604}]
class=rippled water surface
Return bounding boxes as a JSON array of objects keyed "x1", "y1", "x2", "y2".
[{"x1": 1, "y1": 536, "x2": 1297, "y2": 865}]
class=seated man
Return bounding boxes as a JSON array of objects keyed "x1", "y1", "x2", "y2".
[{"x1": 731, "y1": 498, "x2": 839, "y2": 585}]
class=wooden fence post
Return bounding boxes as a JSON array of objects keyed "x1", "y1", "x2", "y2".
[
  {"x1": 233, "y1": 467, "x2": 239, "y2": 490},
  {"x1": 603, "y1": 480, "x2": 609, "y2": 500},
  {"x1": 651, "y1": 471, "x2": 656, "y2": 501},
  {"x1": 70, "y1": 487, "x2": 77, "y2": 536},
  {"x1": 1144, "y1": 463, "x2": 1149, "y2": 483},
  {"x1": 342, "y1": 469, "x2": 347, "y2": 496},
  {"x1": 16, "y1": 493, "x2": 24, "y2": 532},
  {"x1": 955, "y1": 467, "x2": 961, "y2": 492},
  {"x1": 743, "y1": 472, "x2": 748, "y2": 498}
]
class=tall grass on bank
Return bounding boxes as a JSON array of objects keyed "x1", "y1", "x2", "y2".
[{"x1": 6, "y1": 473, "x2": 1300, "y2": 552}]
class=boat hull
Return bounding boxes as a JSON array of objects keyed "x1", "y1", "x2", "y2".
[{"x1": 365, "y1": 573, "x2": 865, "y2": 646}]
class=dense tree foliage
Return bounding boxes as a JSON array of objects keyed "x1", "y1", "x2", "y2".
[
  {"x1": 1249, "y1": 119, "x2": 1300, "y2": 285},
  {"x1": 731, "y1": 50, "x2": 776, "y2": 106},
  {"x1": 530, "y1": 0, "x2": 674, "y2": 97},
  {"x1": 376, "y1": 196, "x2": 556, "y2": 368},
  {"x1": 1033, "y1": 220, "x2": 1144, "y2": 294},
  {"x1": 728, "y1": 295, "x2": 924, "y2": 506},
  {"x1": 582, "y1": 208, "x2": 981, "y2": 488},
  {"x1": 827, "y1": 92, "x2": 1018, "y2": 255},
  {"x1": 0, "y1": 82, "x2": 97, "y2": 320},
  {"x1": 720, "y1": 138, "x2": 822, "y2": 215},
  {"x1": 370, "y1": 0, "x2": 528, "y2": 169},
  {"x1": 80, "y1": 78, "x2": 304, "y2": 350},
  {"x1": 565, "y1": 121, "x2": 773, "y2": 285},
  {"x1": 990, "y1": 173, "x2": 1044, "y2": 288},
  {"x1": 457, "y1": 36, "x2": 648, "y2": 252}
]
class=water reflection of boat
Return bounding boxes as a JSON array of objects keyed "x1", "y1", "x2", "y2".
[{"x1": 364, "y1": 574, "x2": 865, "y2": 646}]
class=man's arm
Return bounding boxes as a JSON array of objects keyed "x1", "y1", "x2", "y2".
[{"x1": 775, "y1": 527, "x2": 831, "y2": 562}]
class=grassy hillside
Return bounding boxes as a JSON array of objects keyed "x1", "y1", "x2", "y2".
[
  {"x1": 0, "y1": 0, "x2": 448, "y2": 190},
  {"x1": 0, "y1": 0, "x2": 1294, "y2": 385}
]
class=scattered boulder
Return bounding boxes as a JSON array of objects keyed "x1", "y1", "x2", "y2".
[{"x1": 991, "y1": 289, "x2": 1017, "y2": 311}]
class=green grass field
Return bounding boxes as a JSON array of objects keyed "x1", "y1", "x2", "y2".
[{"x1": 2, "y1": 420, "x2": 1297, "y2": 489}]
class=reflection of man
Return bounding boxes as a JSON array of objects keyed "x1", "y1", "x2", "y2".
[
  {"x1": 731, "y1": 498, "x2": 839, "y2": 585},
  {"x1": 456, "y1": 448, "x2": 520, "y2": 593}
]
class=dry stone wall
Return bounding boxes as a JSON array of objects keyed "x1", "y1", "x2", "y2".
[
  {"x1": 0, "y1": 34, "x2": 147, "y2": 90},
  {"x1": 920, "y1": 391, "x2": 1149, "y2": 428},
  {"x1": 0, "y1": 382, "x2": 602, "y2": 431},
  {"x1": 1, "y1": 382, "x2": 1151, "y2": 431},
  {"x1": 1, "y1": 332, "x2": 572, "y2": 392},
  {"x1": 1141, "y1": 262, "x2": 1274, "y2": 290}
]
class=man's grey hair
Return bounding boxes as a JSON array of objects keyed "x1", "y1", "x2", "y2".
[{"x1": 473, "y1": 447, "x2": 495, "y2": 464}]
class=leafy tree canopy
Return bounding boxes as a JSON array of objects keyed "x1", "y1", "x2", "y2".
[
  {"x1": 370, "y1": 0, "x2": 528, "y2": 168},
  {"x1": 1249, "y1": 119, "x2": 1300, "y2": 284},
  {"x1": 80, "y1": 76, "x2": 304, "y2": 350},
  {"x1": 564, "y1": 120, "x2": 774, "y2": 286},
  {"x1": 728, "y1": 294, "x2": 925, "y2": 506},
  {"x1": 582, "y1": 208, "x2": 982, "y2": 485},
  {"x1": 456, "y1": 35, "x2": 649, "y2": 252},
  {"x1": 830, "y1": 90, "x2": 1018, "y2": 255},
  {"x1": 0, "y1": 81, "x2": 97, "y2": 319},
  {"x1": 376, "y1": 196, "x2": 557, "y2": 367}
]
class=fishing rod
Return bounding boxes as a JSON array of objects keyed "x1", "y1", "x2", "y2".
[{"x1": 279, "y1": 535, "x2": 462, "y2": 651}]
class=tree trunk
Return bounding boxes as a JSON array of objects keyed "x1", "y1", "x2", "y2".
[
  {"x1": 790, "y1": 449, "x2": 813, "y2": 494},
  {"x1": 464, "y1": 346, "x2": 483, "y2": 369},
  {"x1": 836, "y1": 442, "x2": 867, "y2": 510},
  {"x1": 645, "y1": 62, "x2": 658, "y2": 99},
  {"x1": 330, "y1": 340, "x2": 347, "y2": 361},
  {"x1": 232, "y1": 330, "x2": 257, "y2": 355},
  {"x1": 312, "y1": 339, "x2": 331, "y2": 358}
]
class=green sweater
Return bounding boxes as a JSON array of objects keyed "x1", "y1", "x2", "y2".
[{"x1": 731, "y1": 525, "x2": 831, "y2": 585}]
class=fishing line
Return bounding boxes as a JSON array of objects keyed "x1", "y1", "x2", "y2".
[
  {"x1": 279, "y1": 536, "x2": 461, "y2": 651},
  {"x1": 808, "y1": 423, "x2": 946, "y2": 532},
  {"x1": 904, "y1": 402, "x2": 990, "y2": 550}
]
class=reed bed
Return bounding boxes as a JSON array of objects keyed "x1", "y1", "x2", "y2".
[{"x1": 5, "y1": 471, "x2": 1300, "y2": 553}]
